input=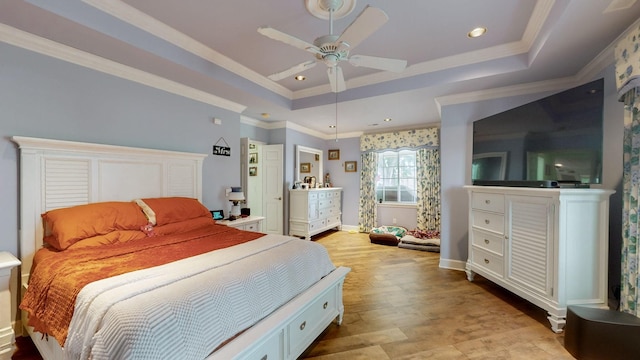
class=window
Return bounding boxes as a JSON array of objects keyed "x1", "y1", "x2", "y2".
[{"x1": 376, "y1": 149, "x2": 417, "y2": 203}]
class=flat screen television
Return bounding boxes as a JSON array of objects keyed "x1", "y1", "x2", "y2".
[{"x1": 472, "y1": 78, "x2": 603, "y2": 187}]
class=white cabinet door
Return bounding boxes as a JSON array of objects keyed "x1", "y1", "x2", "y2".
[{"x1": 506, "y1": 195, "x2": 554, "y2": 298}]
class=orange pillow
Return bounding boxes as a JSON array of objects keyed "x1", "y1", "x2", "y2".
[
  {"x1": 139, "y1": 197, "x2": 211, "y2": 226},
  {"x1": 66, "y1": 230, "x2": 147, "y2": 249},
  {"x1": 153, "y1": 217, "x2": 215, "y2": 236},
  {"x1": 42, "y1": 202, "x2": 148, "y2": 250}
]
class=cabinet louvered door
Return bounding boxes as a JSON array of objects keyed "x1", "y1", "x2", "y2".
[{"x1": 506, "y1": 196, "x2": 553, "y2": 297}]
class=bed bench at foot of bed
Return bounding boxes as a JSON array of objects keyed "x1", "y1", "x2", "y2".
[{"x1": 210, "y1": 266, "x2": 350, "y2": 360}]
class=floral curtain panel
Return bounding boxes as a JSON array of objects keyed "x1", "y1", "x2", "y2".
[
  {"x1": 616, "y1": 25, "x2": 640, "y2": 316},
  {"x1": 416, "y1": 148, "x2": 441, "y2": 231},
  {"x1": 358, "y1": 152, "x2": 378, "y2": 233},
  {"x1": 621, "y1": 89, "x2": 640, "y2": 316}
]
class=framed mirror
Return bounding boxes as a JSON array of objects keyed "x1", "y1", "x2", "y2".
[{"x1": 296, "y1": 145, "x2": 323, "y2": 184}]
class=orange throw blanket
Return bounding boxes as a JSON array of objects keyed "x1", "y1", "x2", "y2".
[{"x1": 20, "y1": 223, "x2": 263, "y2": 345}]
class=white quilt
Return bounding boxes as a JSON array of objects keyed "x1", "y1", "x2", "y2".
[{"x1": 64, "y1": 235, "x2": 336, "y2": 360}]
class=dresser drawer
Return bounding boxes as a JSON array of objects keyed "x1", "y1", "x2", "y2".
[
  {"x1": 309, "y1": 219, "x2": 325, "y2": 231},
  {"x1": 243, "y1": 329, "x2": 283, "y2": 360},
  {"x1": 289, "y1": 286, "x2": 337, "y2": 356},
  {"x1": 308, "y1": 193, "x2": 318, "y2": 200},
  {"x1": 471, "y1": 210, "x2": 504, "y2": 234},
  {"x1": 471, "y1": 192, "x2": 504, "y2": 213},
  {"x1": 318, "y1": 191, "x2": 327, "y2": 199},
  {"x1": 472, "y1": 229, "x2": 504, "y2": 255},
  {"x1": 471, "y1": 247, "x2": 504, "y2": 277},
  {"x1": 318, "y1": 199, "x2": 336, "y2": 209},
  {"x1": 318, "y1": 207, "x2": 339, "y2": 218}
]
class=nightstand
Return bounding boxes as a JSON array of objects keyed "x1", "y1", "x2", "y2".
[
  {"x1": 217, "y1": 216, "x2": 265, "y2": 232},
  {"x1": 0, "y1": 252, "x2": 20, "y2": 360}
]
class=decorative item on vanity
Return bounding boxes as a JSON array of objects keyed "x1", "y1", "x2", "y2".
[
  {"x1": 304, "y1": 175, "x2": 317, "y2": 188},
  {"x1": 325, "y1": 172, "x2": 331, "y2": 187},
  {"x1": 225, "y1": 187, "x2": 245, "y2": 220}
]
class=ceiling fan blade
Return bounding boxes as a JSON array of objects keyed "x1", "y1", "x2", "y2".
[
  {"x1": 348, "y1": 55, "x2": 407, "y2": 72},
  {"x1": 258, "y1": 26, "x2": 320, "y2": 55},
  {"x1": 267, "y1": 60, "x2": 317, "y2": 81},
  {"x1": 327, "y1": 66, "x2": 346, "y2": 93},
  {"x1": 336, "y1": 6, "x2": 388, "y2": 50}
]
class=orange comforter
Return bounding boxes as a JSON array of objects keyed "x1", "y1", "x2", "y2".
[{"x1": 20, "y1": 223, "x2": 263, "y2": 345}]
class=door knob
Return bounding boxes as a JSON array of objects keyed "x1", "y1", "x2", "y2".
[{"x1": 276, "y1": 197, "x2": 282, "y2": 200}]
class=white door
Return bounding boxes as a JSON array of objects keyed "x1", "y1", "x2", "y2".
[{"x1": 263, "y1": 144, "x2": 284, "y2": 234}]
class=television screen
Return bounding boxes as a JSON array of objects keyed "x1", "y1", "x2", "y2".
[{"x1": 472, "y1": 78, "x2": 604, "y2": 185}]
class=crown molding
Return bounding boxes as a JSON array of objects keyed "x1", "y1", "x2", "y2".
[
  {"x1": 0, "y1": 23, "x2": 246, "y2": 113},
  {"x1": 240, "y1": 116, "x2": 362, "y2": 139},
  {"x1": 82, "y1": 0, "x2": 292, "y2": 99}
]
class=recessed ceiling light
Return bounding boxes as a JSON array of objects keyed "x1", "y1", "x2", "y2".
[
  {"x1": 294, "y1": 75, "x2": 306, "y2": 81},
  {"x1": 261, "y1": 113, "x2": 270, "y2": 119},
  {"x1": 383, "y1": 118, "x2": 392, "y2": 122},
  {"x1": 468, "y1": 27, "x2": 487, "y2": 38}
]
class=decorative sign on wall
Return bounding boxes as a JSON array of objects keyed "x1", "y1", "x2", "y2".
[{"x1": 212, "y1": 137, "x2": 231, "y2": 156}]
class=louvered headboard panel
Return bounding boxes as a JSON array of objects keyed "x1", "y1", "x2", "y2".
[{"x1": 11, "y1": 136, "x2": 207, "y2": 287}]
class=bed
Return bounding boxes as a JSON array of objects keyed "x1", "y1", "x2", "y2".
[{"x1": 11, "y1": 136, "x2": 350, "y2": 360}]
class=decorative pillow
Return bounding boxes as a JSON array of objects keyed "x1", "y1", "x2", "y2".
[
  {"x1": 133, "y1": 198, "x2": 157, "y2": 225},
  {"x1": 370, "y1": 226, "x2": 407, "y2": 239},
  {"x1": 66, "y1": 230, "x2": 147, "y2": 249},
  {"x1": 137, "y1": 197, "x2": 211, "y2": 226},
  {"x1": 42, "y1": 202, "x2": 149, "y2": 250},
  {"x1": 153, "y1": 216, "x2": 215, "y2": 236}
]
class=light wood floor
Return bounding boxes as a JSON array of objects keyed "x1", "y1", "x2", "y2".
[{"x1": 303, "y1": 230, "x2": 575, "y2": 360}]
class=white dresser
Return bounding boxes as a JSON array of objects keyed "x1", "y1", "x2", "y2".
[
  {"x1": 289, "y1": 188, "x2": 342, "y2": 240},
  {"x1": 464, "y1": 186, "x2": 614, "y2": 333}
]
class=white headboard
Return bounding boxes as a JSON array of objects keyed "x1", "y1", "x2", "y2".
[{"x1": 11, "y1": 136, "x2": 207, "y2": 287}]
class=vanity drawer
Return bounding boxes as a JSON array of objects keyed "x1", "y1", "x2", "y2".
[
  {"x1": 288, "y1": 286, "x2": 337, "y2": 356},
  {"x1": 472, "y1": 229, "x2": 504, "y2": 255},
  {"x1": 243, "y1": 329, "x2": 283, "y2": 360},
  {"x1": 471, "y1": 247, "x2": 504, "y2": 277},
  {"x1": 471, "y1": 192, "x2": 504, "y2": 213},
  {"x1": 471, "y1": 210, "x2": 504, "y2": 234}
]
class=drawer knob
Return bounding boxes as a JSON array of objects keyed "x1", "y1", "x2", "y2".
[
  {"x1": 484, "y1": 239, "x2": 490, "y2": 244},
  {"x1": 300, "y1": 321, "x2": 306, "y2": 331},
  {"x1": 484, "y1": 258, "x2": 490, "y2": 264},
  {"x1": 485, "y1": 200, "x2": 491, "y2": 204},
  {"x1": 484, "y1": 219, "x2": 490, "y2": 224},
  {"x1": 323, "y1": 301, "x2": 328, "y2": 309}
]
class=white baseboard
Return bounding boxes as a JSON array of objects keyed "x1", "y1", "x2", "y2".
[
  {"x1": 340, "y1": 225, "x2": 360, "y2": 233},
  {"x1": 439, "y1": 258, "x2": 466, "y2": 271}
]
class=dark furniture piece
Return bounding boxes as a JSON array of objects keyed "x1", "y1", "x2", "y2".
[{"x1": 564, "y1": 305, "x2": 640, "y2": 359}]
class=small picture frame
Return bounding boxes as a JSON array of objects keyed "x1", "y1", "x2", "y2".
[
  {"x1": 345, "y1": 161, "x2": 357, "y2": 172},
  {"x1": 249, "y1": 166, "x2": 257, "y2": 176},
  {"x1": 328, "y1": 149, "x2": 340, "y2": 160},
  {"x1": 315, "y1": 154, "x2": 320, "y2": 161},
  {"x1": 249, "y1": 143, "x2": 256, "y2": 150},
  {"x1": 211, "y1": 209, "x2": 224, "y2": 220},
  {"x1": 249, "y1": 152, "x2": 258, "y2": 164},
  {"x1": 300, "y1": 162, "x2": 311, "y2": 173}
]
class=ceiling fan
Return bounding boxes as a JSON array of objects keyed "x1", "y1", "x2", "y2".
[{"x1": 258, "y1": 2, "x2": 407, "y2": 93}]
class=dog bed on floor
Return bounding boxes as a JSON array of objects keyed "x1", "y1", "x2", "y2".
[
  {"x1": 369, "y1": 226, "x2": 407, "y2": 246},
  {"x1": 398, "y1": 229, "x2": 440, "y2": 252}
]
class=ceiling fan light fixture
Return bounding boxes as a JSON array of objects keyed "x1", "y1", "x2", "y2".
[
  {"x1": 468, "y1": 27, "x2": 487, "y2": 38},
  {"x1": 294, "y1": 75, "x2": 306, "y2": 81}
]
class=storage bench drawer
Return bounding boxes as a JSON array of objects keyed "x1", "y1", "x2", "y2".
[{"x1": 288, "y1": 286, "x2": 337, "y2": 355}]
